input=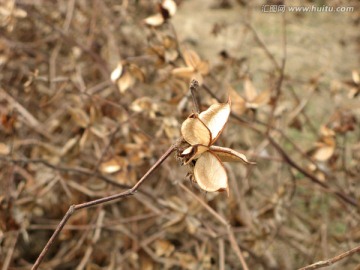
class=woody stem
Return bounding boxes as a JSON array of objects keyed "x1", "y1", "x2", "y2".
[{"x1": 190, "y1": 79, "x2": 200, "y2": 113}]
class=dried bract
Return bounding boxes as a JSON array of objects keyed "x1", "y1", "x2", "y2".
[
  {"x1": 229, "y1": 76, "x2": 270, "y2": 115},
  {"x1": 0, "y1": 0, "x2": 27, "y2": 32},
  {"x1": 172, "y1": 50, "x2": 209, "y2": 85},
  {"x1": 343, "y1": 70, "x2": 360, "y2": 98},
  {"x1": 310, "y1": 125, "x2": 336, "y2": 162},
  {"x1": 110, "y1": 62, "x2": 144, "y2": 93},
  {"x1": 144, "y1": 0, "x2": 177, "y2": 27},
  {"x1": 179, "y1": 99, "x2": 253, "y2": 195}
]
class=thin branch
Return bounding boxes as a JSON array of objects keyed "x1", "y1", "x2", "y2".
[
  {"x1": 219, "y1": 238, "x2": 225, "y2": 270},
  {"x1": 62, "y1": 0, "x2": 75, "y2": 33},
  {"x1": 190, "y1": 79, "x2": 200, "y2": 113},
  {"x1": 0, "y1": 88, "x2": 51, "y2": 139},
  {"x1": 267, "y1": 135, "x2": 358, "y2": 207},
  {"x1": 266, "y1": 12, "x2": 287, "y2": 135},
  {"x1": 200, "y1": 83, "x2": 358, "y2": 209},
  {"x1": 298, "y1": 245, "x2": 360, "y2": 270},
  {"x1": 31, "y1": 144, "x2": 176, "y2": 270},
  {"x1": 0, "y1": 156, "x2": 132, "y2": 190},
  {"x1": 31, "y1": 206, "x2": 76, "y2": 270},
  {"x1": 287, "y1": 85, "x2": 318, "y2": 135},
  {"x1": 227, "y1": 226, "x2": 249, "y2": 270},
  {"x1": 28, "y1": 7, "x2": 109, "y2": 77},
  {"x1": 244, "y1": 22, "x2": 281, "y2": 72},
  {"x1": 28, "y1": 212, "x2": 160, "y2": 231},
  {"x1": 179, "y1": 183, "x2": 249, "y2": 270},
  {"x1": 1, "y1": 231, "x2": 19, "y2": 270}
]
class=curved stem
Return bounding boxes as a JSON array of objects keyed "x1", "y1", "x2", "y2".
[{"x1": 31, "y1": 144, "x2": 176, "y2": 270}]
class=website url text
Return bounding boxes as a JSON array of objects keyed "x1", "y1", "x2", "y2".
[{"x1": 261, "y1": 5, "x2": 354, "y2": 13}]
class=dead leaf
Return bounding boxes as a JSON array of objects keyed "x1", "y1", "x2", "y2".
[
  {"x1": 117, "y1": 72, "x2": 134, "y2": 93},
  {"x1": 110, "y1": 62, "x2": 143, "y2": 93},
  {"x1": 60, "y1": 136, "x2": 79, "y2": 156},
  {"x1": 185, "y1": 215, "x2": 201, "y2": 234},
  {"x1": 320, "y1": 125, "x2": 335, "y2": 137},
  {"x1": 171, "y1": 66, "x2": 195, "y2": 78},
  {"x1": 228, "y1": 77, "x2": 270, "y2": 114},
  {"x1": 194, "y1": 151, "x2": 229, "y2": 195},
  {"x1": 244, "y1": 76, "x2": 258, "y2": 101},
  {"x1": 69, "y1": 108, "x2": 90, "y2": 128},
  {"x1": 0, "y1": 142, "x2": 10, "y2": 155},
  {"x1": 154, "y1": 239, "x2": 175, "y2": 257},
  {"x1": 100, "y1": 156, "x2": 127, "y2": 174},
  {"x1": 310, "y1": 125, "x2": 336, "y2": 162},
  {"x1": 144, "y1": 0, "x2": 177, "y2": 27},
  {"x1": 161, "y1": 0, "x2": 177, "y2": 17},
  {"x1": 114, "y1": 168, "x2": 137, "y2": 185},
  {"x1": 184, "y1": 50, "x2": 201, "y2": 69},
  {"x1": 162, "y1": 117, "x2": 180, "y2": 139},
  {"x1": 229, "y1": 86, "x2": 246, "y2": 115},
  {"x1": 172, "y1": 49, "x2": 209, "y2": 85},
  {"x1": 130, "y1": 96, "x2": 153, "y2": 113},
  {"x1": 79, "y1": 128, "x2": 89, "y2": 150},
  {"x1": 161, "y1": 213, "x2": 186, "y2": 233},
  {"x1": 144, "y1": 13, "x2": 165, "y2": 27},
  {"x1": 181, "y1": 114, "x2": 212, "y2": 146},
  {"x1": 248, "y1": 88, "x2": 271, "y2": 109},
  {"x1": 343, "y1": 70, "x2": 360, "y2": 98},
  {"x1": 327, "y1": 109, "x2": 357, "y2": 134},
  {"x1": 209, "y1": 146, "x2": 254, "y2": 164},
  {"x1": 110, "y1": 62, "x2": 123, "y2": 82},
  {"x1": 174, "y1": 252, "x2": 197, "y2": 269},
  {"x1": 180, "y1": 100, "x2": 252, "y2": 195},
  {"x1": 90, "y1": 124, "x2": 110, "y2": 139},
  {"x1": 198, "y1": 101, "x2": 231, "y2": 143},
  {"x1": 312, "y1": 144, "x2": 335, "y2": 162}
]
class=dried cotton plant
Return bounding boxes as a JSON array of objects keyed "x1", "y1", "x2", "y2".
[
  {"x1": 178, "y1": 96, "x2": 253, "y2": 195},
  {"x1": 30, "y1": 80, "x2": 254, "y2": 270}
]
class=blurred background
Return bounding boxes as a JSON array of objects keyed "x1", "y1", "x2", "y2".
[{"x1": 1, "y1": 0, "x2": 359, "y2": 269}]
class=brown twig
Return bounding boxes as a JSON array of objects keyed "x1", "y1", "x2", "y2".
[
  {"x1": 0, "y1": 156, "x2": 132, "y2": 190},
  {"x1": 287, "y1": 85, "x2": 318, "y2": 135},
  {"x1": 298, "y1": 245, "x2": 360, "y2": 270},
  {"x1": 1, "y1": 231, "x2": 19, "y2": 270},
  {"x1": 76, "y1": 209, "x2": 105, "y2": 270},
  {"x1": 28, "y1": 7, "x2": 110, "y2": 77},
  {"x1": 200, "y1": 83, "x2": 358, "y2": 209},
  {"x1": 179, "y1": 183, "x2": 249, "y2": 270},
  {"x1": 219, "y1": 238, "x2": 225, "y2": 270},
  {"x1": 267, "y1": 135, "x2": 358, "y2": 207},
  {"x1": 31, "y1": 144, "x2": 176, "y2": 270},
  {"x1": 0, "y1": 89, "x2": 51, "y2": 139},
  {"x1": 244, "y1": 22, "x2": 281, "y2": 72},
  {"x1": 266, "y1": 12, "x2": 287, "y2": 135},
  {"x1": 28, "y1": 212, "x2": 160, "y2": 231},
  {"x1": 190, "y1": 79, "x2": 200, "y2": 113}
]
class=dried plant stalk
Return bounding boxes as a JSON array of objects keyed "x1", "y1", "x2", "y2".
[{"x1": 31, "y1": 145, "x2": 176, "y2": 270}]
